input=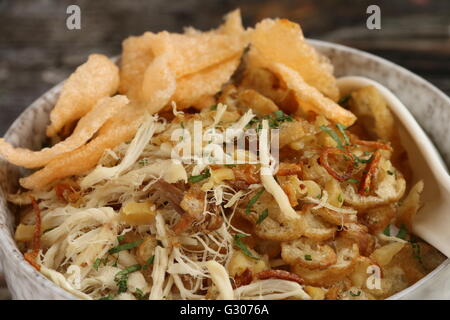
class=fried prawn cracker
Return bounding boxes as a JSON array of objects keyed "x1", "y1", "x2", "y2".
[
  {"x1": 46, "y1": 54, "x2": 119, "y2": 136},
  {"x1": 348, "y1": 86, "x2": 396, "y2": 141},
  {"x1": 267, "y1": 62, "x2": 356, "y2": 126},
  {"x1": 166, "y1": 32, "x2": 247, "y2": 79},
  {"x1": 250, "y1": 18, "x2": 339, "y2": 101},
  {"x1": 237, "y1": 88, "x2": 279, "y2": 115},
  {"x1": 174, "y1": 8, "x2": 247, "y2": 77},
  {"x1": 0, "y1": 95, "x2": 128, "y2": 168},
  {"x1": 120, "y1": 10, "x2": 248, "y2": 107},
  {"x1": 20, "y1": 106, "x2": 144, "y2": 190},
  {"x1": 119, "y1": 32, "x2": 157, "y2": 99},
  {"x1": 216, "y1": 9, "x2": 245, "y2": 35},
  {"x1": 120, "y1": 32, "x2": 176, "y2": 111},
  {"x1": 172, "y1": 54, "x2": 241, "y2": 109},
  {"x1": 140, "y1": 35, "x2": 177, "y2": 112}
]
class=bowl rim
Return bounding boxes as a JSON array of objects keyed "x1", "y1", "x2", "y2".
[
  {"x1": 0, "y1": 82, "x2": 76, "y2": 300},
  {"x1": 1, "y1": 39, "x2": 449, "y2": 300},
  {"x1": 311, "y1": 39, "x2": 450, "y2": 299}
]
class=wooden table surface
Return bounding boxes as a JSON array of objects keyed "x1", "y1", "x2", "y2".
[{"x1": 1, "y1": 0, "x2": 449, "y2": 135}]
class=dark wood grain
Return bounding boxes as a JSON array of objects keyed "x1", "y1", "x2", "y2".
[{"x1": 0, "y1": 0, "x2": 449, "y2": 135}]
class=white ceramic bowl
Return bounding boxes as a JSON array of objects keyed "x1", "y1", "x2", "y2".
[{"x1": 1, "y1": 40, "x2": 450, "y2": 299}]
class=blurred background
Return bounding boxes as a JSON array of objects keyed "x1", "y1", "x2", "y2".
[
  {"x1": 0, "y1": 0, "x2": 449, "y2": 300},
  {"x1": 0, "y1": 0, "x2": 449, "y2": 135}
]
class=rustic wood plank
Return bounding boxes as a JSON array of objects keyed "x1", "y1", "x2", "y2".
[{"x1": 0, "y1": 0, "x2": 449, "y2": 136}]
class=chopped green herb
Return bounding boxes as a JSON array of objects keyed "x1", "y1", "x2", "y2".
[
  {"x1": 224, "y1": 164, "x2": 237, "y2": 167},
  {"x1": 210, "y1": 104, "x2": 218, "y2": 111},
  {"x1": 93, "y1": 258, "x2": 102, "y2": 271},
  {"x1": 245, "y1": 188, "x2": 265, "y2": 214},
  {"x1": 134, "y1": 288, "x2": 144, "y2": 299},
  {"x1": 108, "y1": 240, "x2": 143, "y2": 255},
  {"x1": 246, "y1": 117, "x2": 259, "y2": 129},
  {"x1": 320, "y1": 125, "x2": 344, "y2": 149},
  {"x1": 246, "y1": 111, "x2": 293, "y2": 130},
  {"x1": 234, "y1": 233, "x2": 259, "y2": 260},
  {"x1": 114, "y1": 264, "x2": 142, "y2": 293},
  {"x1": 346, "y1": 178, "x2": 359, "y2": 184},
  {"x1": 117, "y1": 235, "x2": 125, "y2": 242},
  {"x1": 267, "y1": 110, "x2": 293, "y2": 128},
  {"x1": 396, "y1": 224, "x2": 408, "y2": 240},
  {"x1": 134, "y1": 288, "x2": 148, "y2": 300},
  {"x1": 188, "y1": 169, "x2": 211, "y2": 183},
  {"x1": 99, "y1": 294, "x2": 116, "y2": 300},
  {"x1": 304, "y1": 254, "x2": 312, "y2": 261},
  {"x1": 410, "y1": 240, "x2": 424, "y2": 266},
  {"x1": 354, "y1": 154, "x2": 372, "y2": 164},
  {"x1": 349, "y1": 290, "x2": 361, "y2": 297},
  {"x1": 338, "y1": 193, "x2": 343, "y2": 203},
  {"x1": 143, "y1": 255, "x2": 155, "y2": 270},
  {"x1": 138, "y1": 158, "x2": 149, "y2": 166},
  {"x1": 338, "y1": 95, "x2": 351, "y2": 105},
  {"x1": 336, "y1": 123, "x2": 351, "y2": 146},
  {"x1": 112, "y1": 256, "x2": 119, "y2": 268},
  {"x1": 383, "y1": 225, "x2": 391, "y2": 236},
  {"x1": 273, "y1": 110, "x2": 293, "y2": 123},
  {"x1": 256, "y1": 209, "x2": 269, "y2": 225},
  {"x1": 116, "y1": 275, "x2": 128, "y2": 293}
]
